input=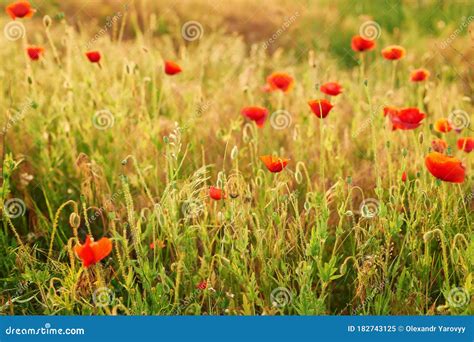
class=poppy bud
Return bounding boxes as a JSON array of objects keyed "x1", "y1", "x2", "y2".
[
  {"x1": 43, "y1": 15, "x2": 52, "y2": 28},
  {"x1": 418, "y1": 132, "x2": 424, "y2": 144},
  {"x1": 231, "y1": 146, "x2": 239, "y2": 160},
  {"x1": 69, "y1": 212, "x2": 81, "y2": 229}
]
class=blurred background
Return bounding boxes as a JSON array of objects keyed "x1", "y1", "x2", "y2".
[{"x1": 2, "y1": 0, "x2": 471, "y2": 90}]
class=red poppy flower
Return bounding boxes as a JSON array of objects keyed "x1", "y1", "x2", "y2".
[
  {"x1": 196, "y1": 280, "x2": 207, "y2": 290},
  {"x1": 260, "y1": 155, "x2": 289, "y2": 173},
  {"x1": 266, "y1": 72, "x2": 294, "y2": 93},
  {"x1": 387, "y1": 107, "x2": 426, "y2": 130},
  {"x1": 401, "y1": 171, "x2": 407, "y2": 182},
  {"x1": 26, "y1": 46, "x2": 44, "y2": 61},
  {"x1": 457, "y1": 137, "x2": 474, "y2": 153},
  {"x1": 308, "y1": 99, "x2": 333, "y2": 119},
  {"x1": 383, "y1": 106, "x2": 399, "y2": 117},
  {"x1": 431, "y1": 138, "x2": 448, "y2": 153},
  {"x1": 6, "y1": 1, "x2": 35, "y2": 20},
  {"x1": 351, "y1": 35, "x2": 375, "y2": 52},
  {"x1": 150, "y1": 240, "x2": 165, "y2": 250},
  {"x1": 241, "y1": 106, "x2": 269, "y2": 127},
  {"x1": 425, "y1": 152, "x2": 465, "y2": 183},
  {"x1": 209, "y1": 186, "x2": 225, "y2": 200},
  {"x1": 410, "y1": 68, "x2": 430, "y2": 82},
  {"x1": 434, "y1": 118, "x2": 452, "y2": 133},
  {"x1": 320, "y1": 82, "x2": 343, "y2": 96},
  {"x1": 164, "y1": 60, "x2": 182, "y2": 75},
  {"x1": 85, "y1": 51, "x2": 101, "y2": 63},
  {"x1": 74, "y1": 235, "x2": 112, "y2": 268},
  {"x1": 381, "y1": 45, "x2": 406, "y2": 60}
]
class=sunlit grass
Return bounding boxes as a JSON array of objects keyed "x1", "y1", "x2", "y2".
[{"x1": 0, "y1": 0, "x2": 472, "y2": 315}]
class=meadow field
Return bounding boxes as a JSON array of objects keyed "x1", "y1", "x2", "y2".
[{"x1": 0, "y1": 0, "x2": 473, "y2": 315}]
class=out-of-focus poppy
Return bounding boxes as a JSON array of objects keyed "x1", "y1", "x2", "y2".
[
  {"x1": 431, "y1": 138, "x2": 448, "y2": 153},
  {"x1": 410, "y1": 68, "x2": 430, "y2": 82},
  {"x1": 27, "y1": 46, "x2": 44, "y2": 61},
  {"x1": 74, "y1": 235, "x2": 112, "y2": 268},
  {"x1": 6, "y1": 1, "x2": 35, "y2": 19},
  {"x1": 308, "y1": 99, "x2": 333, "y2": 119},
  {"x1": 457, "y1": 137, "x2": 474, "y2": 153},
  {"x1": 425, "y1": 152, "x2": 465, "y2": 183},
  {"x1": 434, "y1": 118, "x2": 452, "y2": 133},
  {"x1": 85, "y1": 51, "x2": 101, "y2": 63},
  {"x1": 196, "y1": 280, "x2": 208, "y2": 290},
  {"x1": 381, "y1": 45, "x2": 406, "y2": 60},
  {"x1": 150, "y1": 240, "x2": 166, "y2": 250},
  {"x1": 164, "y1": 60, "x2": 182, "y2": 75},
  {"x1": 401, "y1": 171, "x2": 408, "y2": 182},
  {"x1": 386, "y1": 107, "x2": 425, "y2": 130},
  {"x1": 351, "y1": 35, "x2": 375, "y2": 52},
  {"x1": 241, "y1": 106, "x2": 269, "y2": 127},
  {"x1": 260, "y1": 155, "x2": 289, "y2": 173},
  {"x1": 209, "y1": 186, "x2": 225, "y2": 200},
  {"x1": 266, "y1": 72, "x2": 294, "y2": 93},
  {"x1": 320, "y1": 82, "x2": 343, "y2": 96}
]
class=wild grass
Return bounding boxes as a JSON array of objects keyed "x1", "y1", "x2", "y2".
[{"x1": 0, "y1": 0, "x2": 473, "y2": 315}]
